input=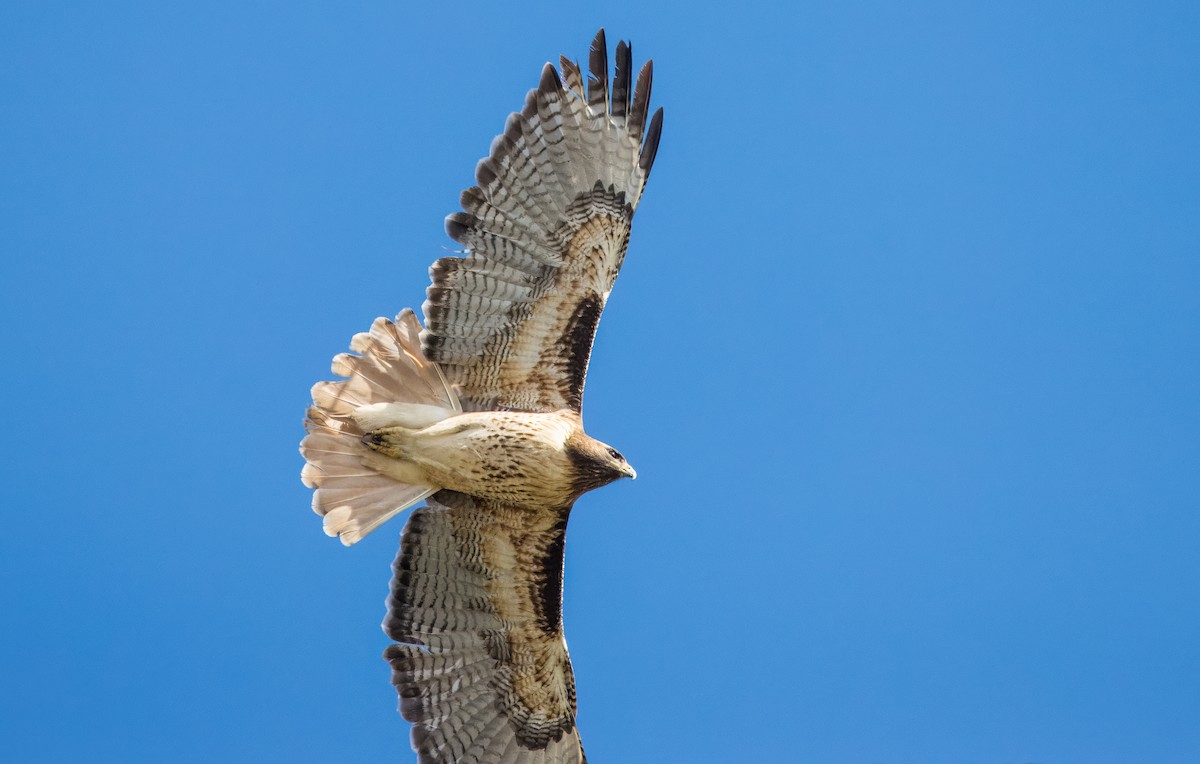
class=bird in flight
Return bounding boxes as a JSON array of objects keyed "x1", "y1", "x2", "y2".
[{"x1": 300, "y1": 29, "x2": 662, "y2": 763}]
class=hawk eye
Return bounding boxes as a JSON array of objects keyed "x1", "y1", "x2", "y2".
[{"x1": 606, "y1": 447, "x2": 623, "y2": 461}]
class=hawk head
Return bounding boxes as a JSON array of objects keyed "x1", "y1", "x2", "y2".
[{"x1": 565, "y1": 431, "x2": 637, "y2": 498}]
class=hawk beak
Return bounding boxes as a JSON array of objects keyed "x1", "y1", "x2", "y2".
[{"x1": 623, "y1": 464, "x2": 637, "y2": 480}]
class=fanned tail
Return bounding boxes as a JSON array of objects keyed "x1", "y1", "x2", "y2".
[{"x1": 300, "y1": 309, "x2": 461, "y2": 545}]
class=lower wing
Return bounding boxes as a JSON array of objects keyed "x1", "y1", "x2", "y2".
[{"x1": 383, "y1": 492, "x2": 586, "y2": 764}]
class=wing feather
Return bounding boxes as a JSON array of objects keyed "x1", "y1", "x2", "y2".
[
  {"x1": 423, "y1": 30, "x2": 661, "y2": 413},
  {"x1": 559, "y1": 56, "x2": 583, "y2": 100},
  {"x1": 586, "y1": 29, "x2": 609, "y2": 117},
  {"x1": 611, "y1": 41, "x2": 631, "y2": 122},
  {"x1": 629, "y1": 59, "x2": 653, "y2": 143},
  {"x1": 384, "y1": 493, "x2": 586, "y2": 764}
]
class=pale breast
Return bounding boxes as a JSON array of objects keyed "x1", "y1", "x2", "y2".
[{"x1": 414, "y1": 410, "x2": 581, "y2": 509}]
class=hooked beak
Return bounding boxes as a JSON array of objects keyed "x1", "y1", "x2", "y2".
[{"x1": 622, "y1": 463, "x2": 637, "y2": 480}]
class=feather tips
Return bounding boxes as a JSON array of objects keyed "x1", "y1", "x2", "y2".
[
  {"x1": 640, "y1": 106, "x2": 664, "y2": 178},
  {"x1": 586, "y1": 29, "x2": 608, "y2": 117},
  {"x1": 612, "y1": 40, "x2": 631, "y2": 122}
]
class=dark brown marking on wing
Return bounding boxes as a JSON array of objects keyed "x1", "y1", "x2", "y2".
[
  {"x1": 531, "y1": 508, "x2": 570, "y2": 634},
  {"x1": 555, "y1": 291, "x2": 603, "y2": 411}
]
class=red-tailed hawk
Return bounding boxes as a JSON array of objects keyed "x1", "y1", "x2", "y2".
[{"x1": 300, "y1": 30, "x2": 661, "y2": 763}]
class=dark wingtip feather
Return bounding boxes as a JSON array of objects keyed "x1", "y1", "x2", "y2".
[
  {"x1": 639, "y1": 107, "x2": 663, "y2": 177},
  {"x1": 474, "y1": 157, "x2": 496, "y2": 188},
  {"x1": 630, "y1": 59, "x2": 653, "y2": 139},
  {"x1": 423, "y1": 284, "x2": 451, "y2": 325},
  {"x1": 428, "y1": 255, "x2": 463, "y2": 283},
  {"x1": 459, "y1": 186, "x2": 486, "y2": 214},
  {"x1": 587, "y1": 29, "x2": 608, "y2": 115},
  {"x1": 591, "y1": 28, "x2": 606, "y2": 59},
  {"x1": 612, "y1": 40, "x2": 631, "y2": 120},
  {"x1": 539, "y1": 61, "x2": 561, "y2": 94},
  {"x1": 444, "y1": 213, "x2": 474, "y2": 245},
  {"x1": 503, "y1": 112, "x2": 524, "y2": 144}
]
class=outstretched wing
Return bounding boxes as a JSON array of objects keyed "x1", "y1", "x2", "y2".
[
  {"x1": 423, "y1": 29, "x2": 662, "y2": 413},
  {"x1": 384, "y1": 493, "x2": 585, "y2": 764}
]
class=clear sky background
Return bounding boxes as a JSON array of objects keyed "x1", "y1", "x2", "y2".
[{"x1": 2, "y1": 2, "x2": 1198, "y2": 762}]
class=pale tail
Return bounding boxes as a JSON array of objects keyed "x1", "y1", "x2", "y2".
[{"x1": 301, "y1": 309, "x2": 462, "y2": 545}]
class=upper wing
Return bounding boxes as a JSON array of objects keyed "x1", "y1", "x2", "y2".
[
  {"x1": 422, "y1": 29, "x2": 662, "y2": 413},
  {"x1": 384, "y1": 492, "x2": 585, "y2": 764}
]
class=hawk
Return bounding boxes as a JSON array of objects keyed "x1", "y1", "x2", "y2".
[{"x1": 300, "y1": 30, "x2": 662, "y2": 763}]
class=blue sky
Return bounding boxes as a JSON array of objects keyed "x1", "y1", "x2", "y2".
[{"x1": 3, "y1": 1, "x2": 1198, "y2": 762}]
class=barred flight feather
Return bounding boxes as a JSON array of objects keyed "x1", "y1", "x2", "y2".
[
  {"x1": 384, "y1": 495, "x2": 586, "y2": 764},
  {"x1": 423, "y1": 28, "x2": 662, "y2": 414}
]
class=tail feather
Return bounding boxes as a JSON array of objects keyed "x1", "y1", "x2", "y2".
[{"x1": 301, "y1": 309, "x2": 461, "y2": 546}]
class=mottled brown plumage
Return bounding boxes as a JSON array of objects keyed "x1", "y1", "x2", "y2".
[
  {"x1": 360, "y1": 409, "x2": 633, "y2": 510},
  {"x1": 300, "y1": 29, "x2": 662, "y2": 763}
]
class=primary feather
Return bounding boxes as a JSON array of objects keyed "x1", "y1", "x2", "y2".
[{"x1": 424, "y1": 28, "x2": 662, "y2": 413}]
